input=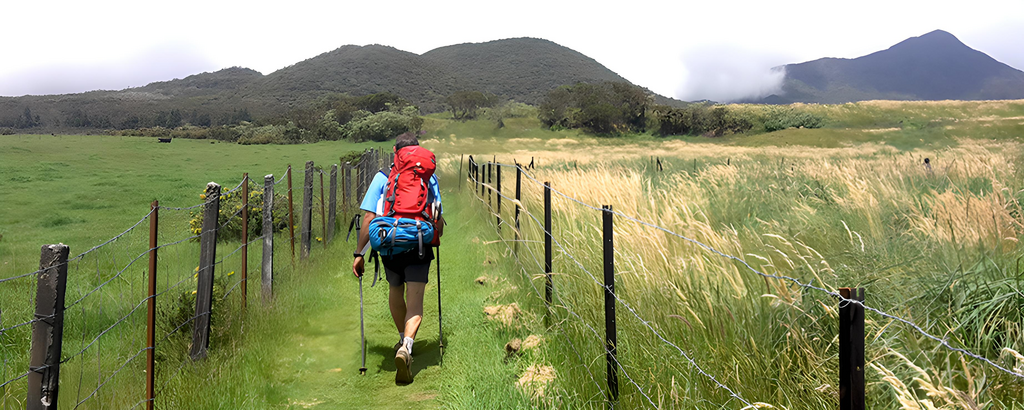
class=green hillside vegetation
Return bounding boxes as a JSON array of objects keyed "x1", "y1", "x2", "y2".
[
  {"x1": 0, "y1": 38, "x2": 686, "y2": 136},
  {"x1": 3, "y1": 100, "x2": 1024, "y2": 408}
]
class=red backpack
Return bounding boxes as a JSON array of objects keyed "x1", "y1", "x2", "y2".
[{"x1": 383, "y1": 145, "x2": 437, "y2": 221}]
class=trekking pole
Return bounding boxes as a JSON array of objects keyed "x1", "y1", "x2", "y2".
[
  {"x1": 358, "y1": 274, "x2": 367, "y2": 375},
  {"x1": 437, "y1": 247, "x2": 444, "y2": 362}
]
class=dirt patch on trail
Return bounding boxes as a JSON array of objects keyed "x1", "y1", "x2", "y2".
[
  {"x1": 484, "y1": 303, "x2": 522, "y2": 327},
  {"x1": 517, "y1": 364, "x2": 556, "y2": 399}
]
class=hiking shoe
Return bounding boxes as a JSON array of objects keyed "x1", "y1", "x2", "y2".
[
  {"x1": 395, "y1": 347, "x2": 413, "y2": 384},
  {"x1": 393, "y1": 341, "x2": 403, "y2": 352}
]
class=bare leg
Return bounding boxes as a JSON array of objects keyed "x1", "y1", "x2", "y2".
[
  {"x1": 389, "y1": 284, "x2": 406, "y2": 334},
  {"x1": 403, "y1": 282, "x2": 426, "y2": 339}
]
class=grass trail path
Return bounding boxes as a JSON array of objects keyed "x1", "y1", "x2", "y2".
[{"x1": 258, "y1": 189, "x2": 528, "y2": 409}]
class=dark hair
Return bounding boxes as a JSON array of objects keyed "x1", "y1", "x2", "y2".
[{"x1": 395, "y1": 132, "x2": 419, "y2": 150}]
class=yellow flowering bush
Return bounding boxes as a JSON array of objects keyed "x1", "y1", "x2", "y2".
[{"x1": 188, "y1": 185, "x2": 290, "y2": 241}]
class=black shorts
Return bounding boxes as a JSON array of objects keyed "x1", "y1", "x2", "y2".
[{"x1": 382, "y1": 247, "x2": 433, "y2": 286}]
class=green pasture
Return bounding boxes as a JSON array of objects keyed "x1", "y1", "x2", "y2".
[{"x1": 2, "y1": 99, "x2": 1023, "y2": 409}]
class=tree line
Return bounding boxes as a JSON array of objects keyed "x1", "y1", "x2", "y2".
[{"x1": 4, "y1": 84, "x2": 826, "y2": 141}]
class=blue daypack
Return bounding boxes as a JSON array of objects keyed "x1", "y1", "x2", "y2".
[{"x1": 367, "y1": 216, "x2": 436, "y2": 257}]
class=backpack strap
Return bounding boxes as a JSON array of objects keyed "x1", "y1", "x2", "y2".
[{"x1": 369, "y1": 249, "x2": 381, "y2": 287}]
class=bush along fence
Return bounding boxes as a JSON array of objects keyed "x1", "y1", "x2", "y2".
[
  {"x1": 0, "y1": 152, "x2": 384, "y2": 409},
  {"x1": 464, "y1": 155, "x2": 1024, "y2": 409}
]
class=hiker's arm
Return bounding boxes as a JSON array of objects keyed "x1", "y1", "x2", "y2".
[
  {"x1": 435, "y1": 214, "x2": 444, "y2": 237},
  {"x1": 351, "y1": 211, "x2": 375, "y2": 278}
]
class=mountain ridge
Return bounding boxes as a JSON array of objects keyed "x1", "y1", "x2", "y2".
[
  {"x1": 763, "y1": 30, "x2": 1024, "y2": 103},
  {"x1": 1, "y1": 37, "x2": 683, "y2": 129}
]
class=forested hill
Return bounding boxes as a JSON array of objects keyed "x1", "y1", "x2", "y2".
[
  {"x1": 422, "y1": 38, "x2": 629, "y2": 105},
  {"x1": 763, "y1": 30, "x2": 1024, "y2": 103},
  {"x1": 1, "y1": 38, "x2": 679, "y2": 131}
]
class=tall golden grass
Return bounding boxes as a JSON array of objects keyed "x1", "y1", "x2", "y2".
[{"x1": 455, "y1": 137, "x2": 1024, "y2": 408}]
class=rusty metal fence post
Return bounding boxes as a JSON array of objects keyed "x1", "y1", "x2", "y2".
[
  {"x1": 544, "y1": 181, "x2": 553, "y2": 328},
  {"x1": 839, "y1": 287, "x2": 866, "y2": 410},
  {"x1": 146, "y1": 201, "x2": 158, "y2": 410},
  {"x1": 602, "y1": 205, "x2": 619, "y2": 403},
  {"x1": 27, "y1": 244, "x2": 69, "y2": 410},
  {"x1": 496, "y1": 164, "x2": 502, "y2": 234},
  {"x1": 514, "y1": 165, "x2": 522, "y2": 255}
]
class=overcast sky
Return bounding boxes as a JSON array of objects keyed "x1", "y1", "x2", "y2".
[{"x1": 2, "y1": 0, "x2": 1022, "y2": 102}]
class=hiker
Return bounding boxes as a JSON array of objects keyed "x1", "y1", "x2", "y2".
[{"x1": 352, "y1": 132, "x2": 443, "y2": 384}]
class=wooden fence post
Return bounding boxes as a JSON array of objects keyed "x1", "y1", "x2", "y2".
[
  {"x1": 839, "y1": 287, "x2": 866, "y2": 410},
  {"x1": 241, "y1": 174, "x2": 249, "y2": 309},
  {"x1": 544, "y1": 181, "x2": 553, "y2": 328},
  {"x1": 191, "y1": 182, "x2": 220, "y2": 360},
  {"x1": 343, "y1": 162, "x2": 351, "y2": 214},
  {"x1": 301, "y1": 161, "x2": 313, "y2": 260},
  {"x1": 328, "y1": 164, "x2": 338, "y2": 244},
  {"x1": 287, "y1": 165, "x2": 296, "y2": 267},
  {"x1": 357, "y1": 153, "x2": 366, "y2": 204},
  {"x1": 319, "y1": 169, "x2": 326, "y2": 249},
  {"x1": 27, "y1": 244, "x2": 69, "y2": 410},
  {"x1": 262, "y1": 175, "x2": 274, "y2": 302},
  {"x1": 603, "y1": 205, "x2": 619, "y2": 402},
  {"x1": 146, "y1": 201, "x2": 158, "y2": 410}
]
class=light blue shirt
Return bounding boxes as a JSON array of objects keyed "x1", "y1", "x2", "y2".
[{"x1": 360, "y1": 171, "x2": 442, "y2": 216}]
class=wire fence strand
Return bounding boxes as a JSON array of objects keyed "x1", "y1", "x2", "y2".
[{"x1": 492, "y1": 161, "x2": 1024, "y2": 381}]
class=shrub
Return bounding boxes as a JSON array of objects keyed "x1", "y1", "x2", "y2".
[
  {"x1": 341, "y1": 108, "x2": 420, "y2": 142},
  {"x1": 761, "y1": 106, "x2": 826, "y2": 132},
  {"x1": 188, "y1": 185, "x2": 290, "y2": 242}
]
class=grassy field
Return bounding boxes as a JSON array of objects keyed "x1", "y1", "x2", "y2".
[
  {"x1": 453, "y1": 100, "x2": 1024, "y2": 409},
  {"x1": 0, "y1": 134, "x2": 538, "y2": 409},
  {"x1": 2, "y1": 99, "x2": 1024, "y2": 409}
]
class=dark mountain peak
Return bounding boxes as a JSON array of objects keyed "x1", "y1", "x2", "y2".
[
  {"x1": 422, "y1": 37, "x2": 628, "y2": 103},
  {"x1": 774, "y1": 30, "x2": 1024, "y2": 103},
  {"x1": 885, "y1": 29, "x2": 972, "y2": 55}
]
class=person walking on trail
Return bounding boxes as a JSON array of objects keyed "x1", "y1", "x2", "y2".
[{"x1": 352, "y1": 132, "x2": 443, "y2": 384}]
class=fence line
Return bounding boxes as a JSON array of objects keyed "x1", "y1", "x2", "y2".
[
  {"x1": 472, "y1": 174, "x2": 748, "y2": 408},
  {"x1": 475, "y1": 192, "x2": 663, "y2": 406},
  {"x1": 1, "y1": 160, "x2": 357, "y2": 408},
  {"x1": 493, "y1": 160, "x2": 1024, "y2": 381}
]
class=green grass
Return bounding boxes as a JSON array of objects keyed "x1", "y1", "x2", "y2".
[
  {"x1": 0, "y1": 134, "x2": 537, "y2": 409},
  {"x1": 3, "y1": 98, "x2": 1024, "y2": 409}
]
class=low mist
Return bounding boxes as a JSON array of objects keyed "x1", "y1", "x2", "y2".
[
  {"x1": 675, "y1": 46, "x2": 789, "y2": 103},
  {"x1": 0, "y1": 43, "x2": 217, "y2": 97}
]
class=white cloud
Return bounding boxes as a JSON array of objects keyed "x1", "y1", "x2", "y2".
[{"x1": 675, "y1": 46, "x2": 790, "y2": 102}]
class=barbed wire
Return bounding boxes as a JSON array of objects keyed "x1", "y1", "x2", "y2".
[
  {"x1": 493, "y1": 160, "x2": 1024, "y2": 381},
  {"x1": 61, "y1": 294, "x2": 148, "y2": 365},
  {"x1": 471, "y1": 194, "x2": 610, "y2": 402},
  {"x1": 478, "y1": 166, "x2": 757, "y2": 406},
  {"x1": 0, "y1": 208, "x2": 154, "y2": 285},
  {"x1": 73, "y1": 346, "x2": 148, "y2": 409},
  {"x1": 473, "y1": 184, "x2": 663, "y2": 407},
  {"x1": 513, "y1": 162, "x2": 1024, "y2": 380},
  {"x1": 0, "y1": 316, "x2": 46, "y2": 335},
  {"x1": 0, "y1": 370, "x2": 30, "y2": 390},
  {"x1": 220, "y1": 234, "x2": 266, "y2": 300}
]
